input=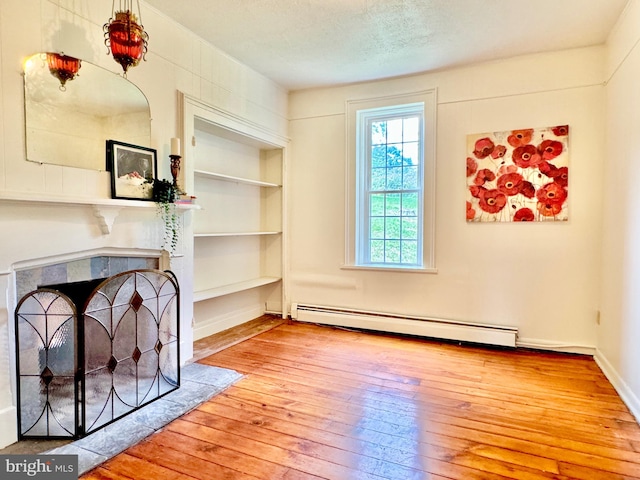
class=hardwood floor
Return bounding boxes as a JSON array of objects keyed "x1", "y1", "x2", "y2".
[
  {"x1": 190, "y1": 315, "x2": 287, "y2": 362},
  {"x1": 81, "y1": 320, "x2": 640, "y2": 479}
]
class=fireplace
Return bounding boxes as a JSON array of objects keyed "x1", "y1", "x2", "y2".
[{"x1": 14, "y1": 269, "x2": 180, "y2": 439}]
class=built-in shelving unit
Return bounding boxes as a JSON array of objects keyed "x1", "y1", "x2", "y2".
[{"x1": 182, "y1": 94, "x2": 288, "y2": 340}]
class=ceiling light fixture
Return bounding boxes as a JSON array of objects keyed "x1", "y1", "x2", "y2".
[{"x1": 104, "y1": 0, "x2": 149, "y2": 76}]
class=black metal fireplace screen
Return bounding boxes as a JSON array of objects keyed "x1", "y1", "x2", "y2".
[{"x1": 14, "y1": 269, "x2": 180, "y2": 439}]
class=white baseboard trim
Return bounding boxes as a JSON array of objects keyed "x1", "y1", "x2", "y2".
[
  {"x1": 516, "y1": 337, "x2": 596, "y2": 356},
  {"x1": 193, "y1": 305, "x2": 264, "y2": 341},
  {"x1": 0, "y1": 405, "x2": 17, "y2": 448},
  {"x1": 291, "y1": 303, "x2": 517, "y2": 348},
  {"x1": 594, "y1": 349, "x2": 640, "y2": 423}
]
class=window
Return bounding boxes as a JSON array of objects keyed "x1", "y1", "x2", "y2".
[{"x1": 346, "y1": 91, "x2": 436, "y2": 271}]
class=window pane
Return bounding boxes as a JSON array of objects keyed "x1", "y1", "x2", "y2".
[
  {"x1": 371, "y1": 121, "x2": 386, "y2": 145},
  {"x1": 387, "y1": 167, "x2": 402, "y2": 190},
  {"x1": 401, "y1": 193, "x2": 418, "y2": 216},
  {"x1": 370, "y1": 240, "x2": 384, "y2": 262},
  {"x1": 370, "y1": 194, "x2": 385, "y2": 216},
  {"x1": 387, "y1": 144, "x2": 403, "y2": 166},
  {"x1": 386, "y1": 193, "x2": 401, "y2": 215},
  {"x1": 401, "y1": 217, "x2": 417, "y2": 239},
  {"x1": 385, "y1": 240, "x2": 401, "y2": 262},
  {"x1": 387, "y1": 119, "x2": 403, "y2": 143},
  {"x1": 386, "y1": 217, "x2": 401, "y2": 239},
  {"x1": 371, "y1": 145, "x2": 386, "y2": 167},
  {"x1": 370, "y1": 217, "x2": 385, "y2": 239},
  {"x1": 371, "y1": 168, "x2": 386, "y2": 190},
  {"x1": 403, "y1": 142, "x2": 419, "y2": 165},
  {"x1": 403, "y1": 117, "x2": 420, "y2": 142},
  {"x1": 403, "y1": 166, "x2": 418, "y2": 189},
  {"x1": 401, "y1": 240, "x2": 418, "y2": 264}
]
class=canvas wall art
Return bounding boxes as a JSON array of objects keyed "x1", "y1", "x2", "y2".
[{"x1": 466, "y1": 125, "x2": 569, "y2": 222}]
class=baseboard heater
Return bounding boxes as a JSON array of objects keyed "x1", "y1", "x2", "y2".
[{"x1": 291, "y1": 303, "x2": 518, "y2": 348}]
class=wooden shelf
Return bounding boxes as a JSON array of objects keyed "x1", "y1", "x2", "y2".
[
  {"x1": 194, "y1": 231, "x2": 281, "y2": 238},
  {"x1": 194, "y1": 276, "x2": 282, "y2": 302},
  {"x1": 194, "y1": 169, "x2": 280, "y2": 188}
]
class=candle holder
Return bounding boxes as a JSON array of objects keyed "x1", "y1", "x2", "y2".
[{"x1": 169, "y1": 154, "x2": 181, "y2": 190}]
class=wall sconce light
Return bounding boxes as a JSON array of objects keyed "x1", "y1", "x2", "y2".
[
  {"x1": 46, "y1": 53, "x2": 81, "y2": 91},
  {"x1": 103, "y1": 0, "x2": 149, "y2": 76}
]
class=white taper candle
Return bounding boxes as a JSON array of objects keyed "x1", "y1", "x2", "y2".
[{"x1": 170, "y1": 137, "x2": 181, "y2": 156}]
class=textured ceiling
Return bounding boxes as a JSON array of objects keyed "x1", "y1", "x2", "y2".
[{"x1": 144, "y1": 0, "x2": 628, "y2": 91}]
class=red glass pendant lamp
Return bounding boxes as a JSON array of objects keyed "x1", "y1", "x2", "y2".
[
  {"x1": 104, "y1": 0, "x2": 149, "y2": 76},
  {"x1": 46, "y1": 53, "x2": 81, "y2": 90}
]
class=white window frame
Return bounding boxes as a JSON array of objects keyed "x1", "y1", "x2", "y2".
[{"x1": 345, "y1": 90, "x2": 437, "y2": 272}]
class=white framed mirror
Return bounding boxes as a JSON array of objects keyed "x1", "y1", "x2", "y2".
[{"x1": 23, "y1": 52, "x2": 151, "y2": 171}]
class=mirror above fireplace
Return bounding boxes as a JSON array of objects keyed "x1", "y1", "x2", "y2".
[{"x1": 23, "y1": 52, "x2": 151, "y2": 171}]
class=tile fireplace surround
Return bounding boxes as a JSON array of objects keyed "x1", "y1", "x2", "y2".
[{"x1": 14, "y1": 255, "x2": 159, "y2": 301}]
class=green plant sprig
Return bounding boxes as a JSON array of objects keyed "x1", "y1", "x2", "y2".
[{"x1": 152, "y1": 179, "x2": 180, "y2": 255}]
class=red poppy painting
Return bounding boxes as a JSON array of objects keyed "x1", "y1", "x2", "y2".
[{"x1": 466, "y1": 125, "x2": 569, "y2": 222}]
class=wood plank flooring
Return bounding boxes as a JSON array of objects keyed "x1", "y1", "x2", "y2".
[
  {"x1": 81, "y1": 320, "x2": 640, "y2": 479},
  {"x1": 190, "y1": 315, "x2": 287, "y2": 362}
]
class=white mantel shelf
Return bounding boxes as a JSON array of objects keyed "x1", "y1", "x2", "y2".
[{"x1": 0, "y1": 191, "x2": 199, "y2": 234}]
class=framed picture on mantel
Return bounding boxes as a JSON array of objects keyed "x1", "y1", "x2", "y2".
[{"x1": 106, "y1": 140, "x2": 157, "y2": 200}]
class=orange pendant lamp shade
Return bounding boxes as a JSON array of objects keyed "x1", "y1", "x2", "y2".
[
  {"x1": 46, "y1": 53, "x2": 81, "y2": 90},
  {"x1": 104, "y1": 1, "x2": 148, "y2": 75}
]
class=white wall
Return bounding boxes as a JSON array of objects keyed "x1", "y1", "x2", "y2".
[
  {"x1": 0, "y1": 0, "x2": 287, "y2": 448},
  {"x1": 597, "y1": 0, "x2": 640, "y2": 421},
  {"x1": 288, "y1": 46, "x2": 605, "y2": 352}
]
